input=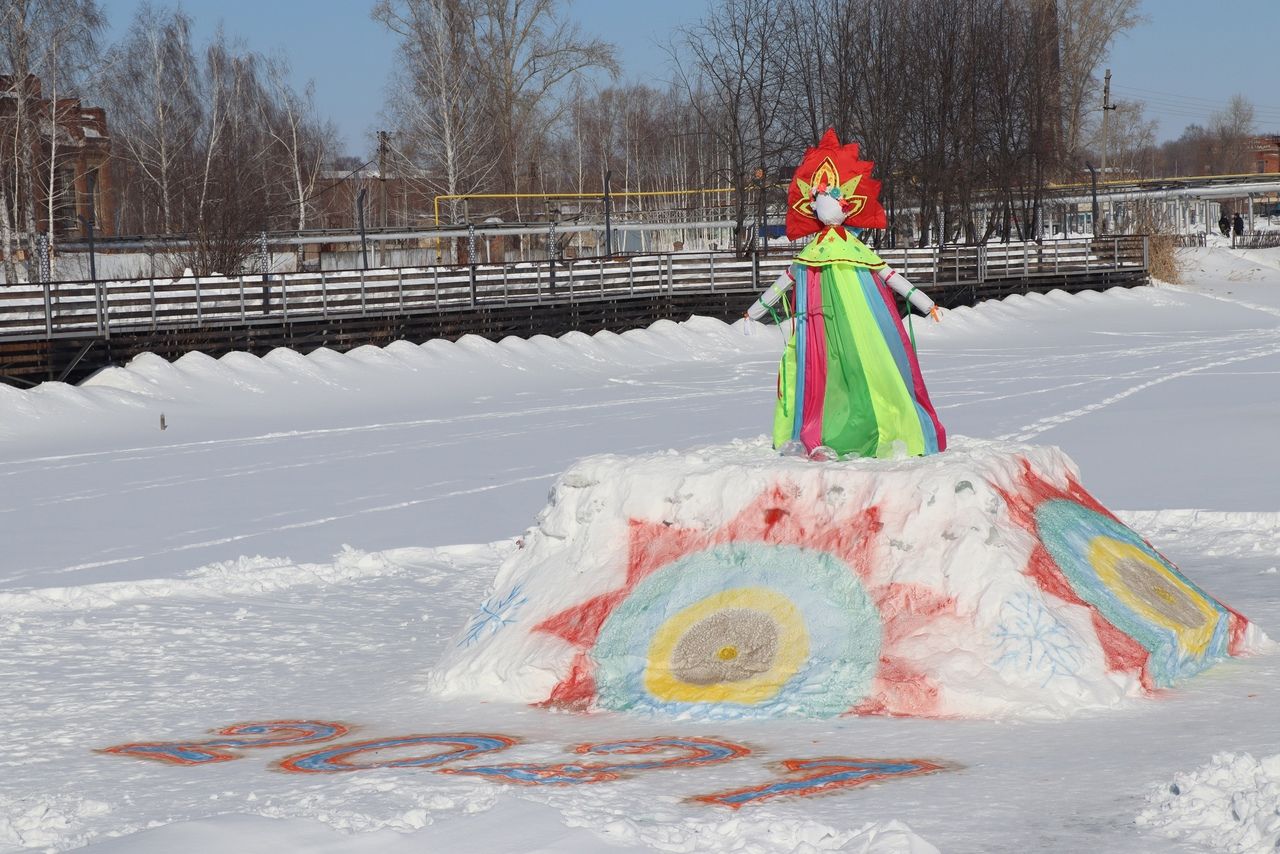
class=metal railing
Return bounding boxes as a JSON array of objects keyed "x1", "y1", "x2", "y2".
[
  {"x1": 1232, "y1": 232, "x2": 1280, "y2": 249},
  {"x1": 0, "y1": 237, "x2": 1147, "y2": 343}
]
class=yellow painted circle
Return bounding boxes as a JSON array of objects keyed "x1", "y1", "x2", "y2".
[
  {"x1": 1086, "y1": 536, "x2": 1219, "y2": 655},
  {"x1": 643, "y1": 587, "x2": 810, "y2": 704}
]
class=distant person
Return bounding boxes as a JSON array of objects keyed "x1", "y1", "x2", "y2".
[
  {"x1": 1218, "y1": 213, "x2": 1231, "y2": 237},
  {"x1": 1233, "y1": 213, "x2": 1245, "y2": 238}
]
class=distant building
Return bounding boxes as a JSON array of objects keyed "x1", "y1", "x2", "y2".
[
  {"x1": 0, "y1": 74, "x2": 114, "y2": 241},
  {"x1": 1247, "y1": 135, "x2": 1280, "y2": 174}
]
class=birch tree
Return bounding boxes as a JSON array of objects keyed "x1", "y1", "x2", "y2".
[
  {"x1": 673, "y1": 0, "x2": 787, "y2": 253},
  {"x1": 373, "y1": 0, "x2": 493, "y2": 223},
  {"x1": 1057, "y1": 0, "x2": 1143, "y2": 165},
  {"x1": 99, "y1": 5, "x2": 200, "y2": 234},
  {"x1": 262, "y1": 59, "x2": 332, "y2": 231},
  {"x1": 0, "y1": 0, "x2": 102, "y2": 278},
  {"x1": 464, "y1": 0, "x2": 617, "y2": 217}
]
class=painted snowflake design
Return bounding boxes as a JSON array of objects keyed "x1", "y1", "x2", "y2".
[
  {"x1": 459, "y1": 584, "x2": 527, "y2": 647},
  {"x1": 993, "y1": 594, "x2": 1083, "y2": 686}
]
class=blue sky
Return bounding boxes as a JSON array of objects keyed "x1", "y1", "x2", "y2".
[{"x1": 102, "y1": 0, "x2": 1280, "y2": 154}]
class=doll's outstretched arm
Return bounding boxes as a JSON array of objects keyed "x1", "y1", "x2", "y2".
[
  {"x1": 880, "y1": 267, "x2": 942, "y2": 321},
  {"x1": 746, "y1": 269, "x2": 794, "y2": 321}
]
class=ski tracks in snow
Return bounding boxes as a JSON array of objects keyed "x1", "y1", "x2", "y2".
[{"x1": 996, "y1": 328, "x2": 1280, "y2": 442}]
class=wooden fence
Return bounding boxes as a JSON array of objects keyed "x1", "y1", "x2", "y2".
[{"x1": 0, "y1": 236, "x2": 1148, "y2": 385}]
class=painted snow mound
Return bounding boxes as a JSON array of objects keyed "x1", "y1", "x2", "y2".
[{"x1": 432, "y1": 436, "x2": 1267, "y2": 719}]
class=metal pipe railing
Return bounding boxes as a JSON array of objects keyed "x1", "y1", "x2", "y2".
[{"x1": 0, "y1": 238, "x2": 1148, "y2": 342}]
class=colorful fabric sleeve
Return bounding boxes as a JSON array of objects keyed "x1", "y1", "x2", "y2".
[
  {"x1": 879, "y1": 268, "x2": 935, "y2": 315},
  {"x1": 747, "y1": 270, "x2": 795, "y2": 320}
]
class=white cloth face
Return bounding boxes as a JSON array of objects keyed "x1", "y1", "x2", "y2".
[{"x1": 813, "y1": 193, "x2": 846, "y2": 226}]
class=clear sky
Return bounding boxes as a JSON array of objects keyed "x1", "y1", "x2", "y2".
[
  {"x1": 1105, "y1": 0, "x2": 1280, "y2": 139},
  {"x1": 101, "y1": 0, "x2": 1280, "y2": 155}
]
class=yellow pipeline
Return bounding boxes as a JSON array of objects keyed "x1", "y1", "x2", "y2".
[{"x1": 433, "y1": 188, "x2": 738, "y2": 226}]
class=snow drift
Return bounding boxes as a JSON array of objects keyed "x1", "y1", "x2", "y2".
[
  {"x1": 1137, "y1": 751, "x2": 1280, "y2": 853},
  {"x1": 433, "y1": 437, "x2": 1266, "y2": 719}
]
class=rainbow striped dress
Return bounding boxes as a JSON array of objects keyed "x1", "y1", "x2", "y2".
[{"x1": 771, "y1": 230, "x2": 946, "y2": 458}]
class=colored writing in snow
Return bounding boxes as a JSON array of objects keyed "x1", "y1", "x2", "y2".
[
  {"x1": 279, "y1": 733, "x2": 516, "y2": 773},
  {"x1": 99, "y1": 720, "x2": 349, "y2": 766},
  {"x1": 441, "y1": 737, "x2": 749, "y2": 785},
  {"x1": 101, "y1": 721, "x2": 948, "y2": 807},
  {"x1": 694, "y1": 757, "x2": 945, "y2": 808}
]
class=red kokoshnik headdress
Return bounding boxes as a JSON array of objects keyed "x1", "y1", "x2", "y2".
[{"x1": 784, "y1": 128, "x2": 887, "y2": 241}]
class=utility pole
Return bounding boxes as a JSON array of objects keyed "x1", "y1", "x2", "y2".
[
  {"x1": 357, "y1": 187, "x2": 369, "y2": 271},
  {"x1": 1101, "y1": 69, "x2": 1117, "y2": 233},
  {"x1": 755, "y1": 166, "x2": 767, "y2": 251},
  {"x1": 377, "y1": 131, "x2": 390, "y2": 268},
  {"x1": 1085, "y1": 162, "x2": 1100, "y2": 236},
  {"x1": 603, "y1": 169, "x2": 613, "y2": 258},
  {"x1": 259, "y1": 230, "x2": 269, "y2": 313},
  {"x1": 377, "y1": 131, "x2": 390, "y2": 229}
]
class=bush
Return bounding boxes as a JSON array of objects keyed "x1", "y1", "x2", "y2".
[{"x1": 1147, "y1": 234, "x2": 1180, "y2": 284}]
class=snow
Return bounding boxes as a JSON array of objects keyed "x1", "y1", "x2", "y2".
[
  {"x1": 433, "y1": 437, "x2": 1265, "y2": 718},
  {"x1": 1137, "y1": 752, "x2": 1280, "y2": 852},
  {"x1": 1, "y1": 245, "x2": 1279, "y2": 852}
]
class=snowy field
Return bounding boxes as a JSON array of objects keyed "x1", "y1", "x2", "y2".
[{"x1": 2, "y1": 246, "x2": 1279, "y2": 852}]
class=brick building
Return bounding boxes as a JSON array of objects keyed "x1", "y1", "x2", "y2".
[
  {"x1": 1247, "y1": 135, "x2": 1280, "y2": 175},
  {"x1": 0, "y1": 74, "x2": 114, "y2": 242}
]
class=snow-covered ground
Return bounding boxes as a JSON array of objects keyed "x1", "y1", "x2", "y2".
[{"x1": 2, "y1": 246, "x2": 1279, "y2": 852}]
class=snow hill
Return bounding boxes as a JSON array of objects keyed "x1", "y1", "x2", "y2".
[{"x1": 435, "y1": 437, "x2": 1267, "y2": 719}]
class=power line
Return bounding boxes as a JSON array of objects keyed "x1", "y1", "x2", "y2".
[
  {"x1": 1116, "y1": 99, "x2": 1280, "y2": 125},
  {"x1": 1112, "y1": 84, "x2": 1280, "y2": 114},
  {"x1": 1111, "y1": 86, "x2": 1280, "y2": 124}
]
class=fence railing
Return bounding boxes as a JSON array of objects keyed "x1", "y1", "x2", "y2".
[
  {"x1": 0, "y1": 237, "x2": 1146, "y2": 343},
  {"x1": 1168, "y1": 232, "x2": 1280, "y2": 250},
  {"x1": 1232, "y1": 233, "x2": 1280, "y2": 249}
]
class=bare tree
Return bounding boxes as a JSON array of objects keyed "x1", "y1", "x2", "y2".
[
  {"x1": 99, "y1": 8, "x2": 333, "y2": 271},
  {"x1": 672, "y1": 0, "x2": 788, "y2": 254},
  {"x1": 463, "y1": 0, "x2": 618, "y2": 218},
  {"x1": 373, "y1": 0, "x2": 495, "y2": 224},
  {"x1": 0, "y1": 0, "x2": 103, "y2": 278},
  {"x1": 839, "y1": 0, "x2": 909, "y2": 243},
  {"x1": 1090, "y1": 99, "x2": 1156, "y2": 178},
  {"x1": 262, "y1": 59, "x2": 332, "y2": 231},
  {"x1": 99, "y1": 5, "x2": 200, "y2": 234},
  {"x1": 1057, "y1": 0, "x2": 1143, "y2": 165},
  {"x1": 1211, "y1": 94, "x2": 1255, "y2": 175},
  {"x1": 185, "y1": 32, "x2": 277, "y2": 274}
]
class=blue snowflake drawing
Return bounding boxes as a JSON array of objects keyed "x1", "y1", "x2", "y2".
[
  {"x1": 459, "y1": 584, "x2": 527, "y2": 647},
  {"x1": 993, "y1": 594, "x2": 1083, "y2": 686}
]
